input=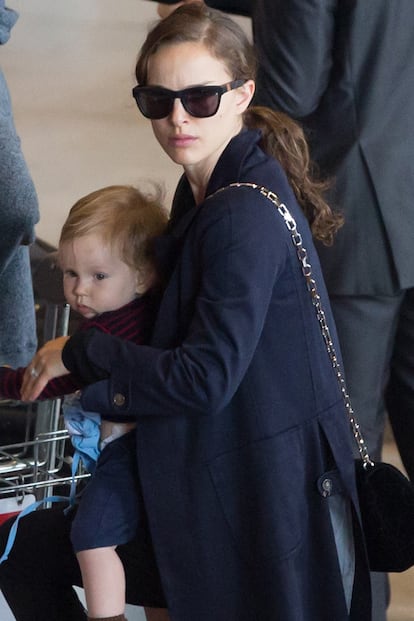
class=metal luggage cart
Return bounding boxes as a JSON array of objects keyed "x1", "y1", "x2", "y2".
[{"x1": 0, "y1": 250, "x2": 89, "y2": 510}]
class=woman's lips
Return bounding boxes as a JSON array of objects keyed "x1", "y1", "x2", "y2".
[{"x1": 168, "y1": 134, "x2": 197, "y2": 148}]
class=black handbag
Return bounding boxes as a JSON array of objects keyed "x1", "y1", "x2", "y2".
[
  {"x1": 355, "y1": 459, "x2": 414, "y2": 572},
  {"x1": 218, "y1": 182, "x2": 414, "y2": 573}
]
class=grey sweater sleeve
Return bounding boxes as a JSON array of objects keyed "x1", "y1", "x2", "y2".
[{"x1": 0, "y1": 69, "x2": 39, "y2": 273}]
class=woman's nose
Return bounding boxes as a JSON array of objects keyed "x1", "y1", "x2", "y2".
[{"x1": 169, "y1": 97, "x2": 189, "y2": 125}]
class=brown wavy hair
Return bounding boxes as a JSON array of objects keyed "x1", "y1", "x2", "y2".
[
  {"x1": 135, "y1": 3, "x2": 342, "y2": 245},
  {"x1": 244, "y1": 106, "x2": 342, "y2": 245}
]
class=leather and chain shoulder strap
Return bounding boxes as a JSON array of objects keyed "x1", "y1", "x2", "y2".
[{"x1": 209, "y1": 182, "x2": 373, "y2": 467}]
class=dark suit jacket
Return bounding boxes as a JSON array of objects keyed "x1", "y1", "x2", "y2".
[
  {"x1": 65, "y1": 130, "x2": 370, "y2": 620},
  {"x1": 150, "y1": 0, "x2": 251, "y2": 16},
  {"x1": 253, "y1": 0, "x2": 414, "y2": 295}
]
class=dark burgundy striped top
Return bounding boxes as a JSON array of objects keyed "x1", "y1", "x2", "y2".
[{"x1": 0, "y1": 295, "x2": 155, "y2": 401}]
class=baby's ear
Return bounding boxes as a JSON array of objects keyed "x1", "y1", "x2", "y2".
[{"x1": 135, "y1": 266, "x2": 156, "y2": 295}]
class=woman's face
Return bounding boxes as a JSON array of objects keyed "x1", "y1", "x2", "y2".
[{"x1": 146, "y1": 41, "x2": 254, "y2": 181}]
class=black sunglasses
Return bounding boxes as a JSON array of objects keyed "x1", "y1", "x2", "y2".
[{"x1": 132, "y1": 80, "x2": 246, "y2": 120}]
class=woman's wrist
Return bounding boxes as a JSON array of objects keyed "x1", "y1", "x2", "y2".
[{"x1": 62, "y1": 329, "x2": 108, "y2": 384}]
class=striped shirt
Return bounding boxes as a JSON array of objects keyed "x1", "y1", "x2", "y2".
[{"x1": 0, "y1": 295, "x2": 156, "y2": 401}]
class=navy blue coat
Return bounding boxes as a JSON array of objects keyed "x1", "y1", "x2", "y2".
[{"x1": 66, "y1": 130, "x2": 370, "y2": 620}]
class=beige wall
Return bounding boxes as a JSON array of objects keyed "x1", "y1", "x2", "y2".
[
  {"x1": 2, "y1": 0, "x2": 180, "y2": 247},
  {"x1": 2, "y1": 0, "x2": 251, "y2": 248}
]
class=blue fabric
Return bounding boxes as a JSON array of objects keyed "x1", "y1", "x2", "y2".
[
  {"x1": 62, "y1": 394, "x2": 101, "y2": 474},
  {"x1": 70, "y1": 430, "x2": 140, "y2": 552},
  {"x1": 0, "y1": 2, "x2": 18, "y2": 45},
  {"x1": 0, "y1": 68, "x2": 39, "y2": 366},
  {"x1": 0, "y1": 3, "x2": 39, "y2": 366},
  {"x1": 0, "y1": 495, "x2": 68, "y2": 563},
  {"x1": 0, "y1": 395, "x2": 102, "y2": 564}
]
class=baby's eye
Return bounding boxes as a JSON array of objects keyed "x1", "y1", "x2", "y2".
[
  {"x1": 95, "y1": 273, "x2": 107, "y2": 281},
  {"x1": 64, "y1": 270, "x2": 77, "y2": 278}
]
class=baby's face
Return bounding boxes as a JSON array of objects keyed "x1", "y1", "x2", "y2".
[{"x1": 59, "y1": 233, "x2": 140, "y2": 318}]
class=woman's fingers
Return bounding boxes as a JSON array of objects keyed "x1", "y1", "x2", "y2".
[{"x1": 21, "y1": 336, "x2": 70, "y2": 401}]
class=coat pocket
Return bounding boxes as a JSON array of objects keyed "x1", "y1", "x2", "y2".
[{"x1": 208, "y1": 428, "x2": 304, "y2": 563}]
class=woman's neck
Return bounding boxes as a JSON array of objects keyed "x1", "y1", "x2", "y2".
[
  {"x1": 183, "y1": 128, "x2": 241, "y2": 205},
  {"x1": 186, "y1": 172, "x2": 210, "y2": 206}
]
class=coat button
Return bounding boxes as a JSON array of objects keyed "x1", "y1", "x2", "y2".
[
  {"x1": 113, "y1": 393, "x2": 126, "y2": 407},
  {"x1": 321, "y1": 478, "x2": 332, "y2": 497}
]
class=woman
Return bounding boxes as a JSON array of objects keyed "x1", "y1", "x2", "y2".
[{"x1": 1, "y1": 4, "x2": 371, "y2": 620}]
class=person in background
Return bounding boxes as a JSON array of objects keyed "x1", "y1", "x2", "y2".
[
  {"x1": 156, "y1": 0, "x2": 414, "y2": 476},
  {"x1": 0, "y1": 185, "x2": 168, "y2": 621},
  {"x1": 250, "y1": 3, "x2": 414, "y2": 620},
  {"x1": 14, "y1": 5, "x2": 371, "y2": 620},
  {"x1": 0, "y1": 0, "x2": 39, "y2": 368},
  {"x1": 156, "y1": 0, "x2": 249, "y2": 17}
]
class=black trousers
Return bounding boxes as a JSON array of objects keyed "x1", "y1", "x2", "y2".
[
  {"x1": 330, "y1": 289, "x2": 414, "y2": 475},
  {"x1": 0, "y1": 505, "x2": 166, "y2": 621},
  {"x1": 385, "y1": 288, "x2": 414, "y2": 481}
]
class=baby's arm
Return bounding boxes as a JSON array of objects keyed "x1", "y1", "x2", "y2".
[{"x1": 1, "y1": 336, "x2": 81, "y2": 402}]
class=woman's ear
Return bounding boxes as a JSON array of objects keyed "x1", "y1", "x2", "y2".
[{"x1": 236, "y1": 79, "x2": 255, "y2": 113}]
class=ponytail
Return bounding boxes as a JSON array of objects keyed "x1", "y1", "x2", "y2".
[{"x1": 243, "y1": 106, "x2": 343, "y2": 245}]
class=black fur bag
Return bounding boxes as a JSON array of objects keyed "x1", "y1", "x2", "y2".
[{"x1": 355, "y1": 459, "x2": 414, "y2": 572}]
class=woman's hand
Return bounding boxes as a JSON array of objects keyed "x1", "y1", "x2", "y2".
[
  {"x1": 21, "y1": 336, "x2": 71, "y2": 401},
  {"x1": 157, "y1": 1, "x2": 204, "y2": 19}
]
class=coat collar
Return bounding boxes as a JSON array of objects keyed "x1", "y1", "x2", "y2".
[
  {"x1": 169, "y1": 128, "x2": 262, "y2": 239},
  {"x1": 206, "y1": 128, "x2": 262, "y2": 197},
  {"x1": 154, "y1": 129, "x2": 263, "y2": 281}
]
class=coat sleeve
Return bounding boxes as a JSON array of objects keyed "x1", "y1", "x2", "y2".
[
  {"x1": 64, "y1": 186, "x2": 288, "y2": 419},
  {"x1": 0, "y1": 70, "x2": 39, "y2": 274},
  {"x1": 253, "y1": 0, "x2": 337, "y2": 117}
]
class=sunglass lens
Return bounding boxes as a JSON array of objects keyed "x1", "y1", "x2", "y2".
[
  {"x1": 133, "y1": 85, "x2": 224, "y2": 119},
  {"x1": 136, "y1": 91, "x2": 172, "y2": 119},
  {"x1": 184, "y1": 89, "x2": 220, "y2": 117}
]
